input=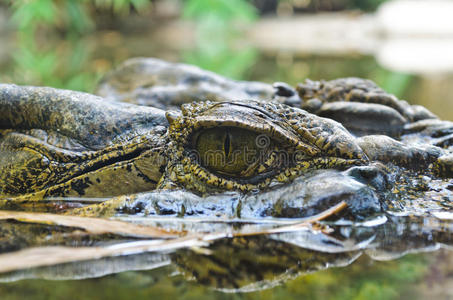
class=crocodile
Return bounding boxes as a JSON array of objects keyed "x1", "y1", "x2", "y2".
[{"x1": 1, "y1": 58, "x2": 453, "y2": 219}]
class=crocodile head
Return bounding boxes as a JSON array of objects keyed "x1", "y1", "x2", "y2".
[
  {"x1": 3, "y1": 80, "x2": 451, "y2": 219},
  {"x1": 114, "y1": 100, "x2": 385, "y2": 219}
]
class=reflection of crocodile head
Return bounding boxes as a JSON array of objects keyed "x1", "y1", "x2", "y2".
[
  {"x1": 1, "y1": 213, "x2": 451, "y2": 291},
  {"x1": 172, "y1": 235, "x2": 362, "y2": 291},
  {"x1": 0, "y1": 58, "x2": 452, "y2": 219}
]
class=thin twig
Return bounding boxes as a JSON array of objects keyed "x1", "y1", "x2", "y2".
[
  {"x1": 228, "y1": 201, "x2": 347, "y2": 238},
  {"x1": 0, "y1": 210, "x2": 180, "y2": 238}
]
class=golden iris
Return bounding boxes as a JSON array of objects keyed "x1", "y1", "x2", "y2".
[{"x1": 195, "y1": 127, "x2": 263, "y2": 177}]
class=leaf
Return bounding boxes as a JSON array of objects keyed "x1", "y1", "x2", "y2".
[
  {"x1": 183, "y1": 0, "x2": 257, "y2": 22},
  {"x1": 0, "y1": 211, "x2": 180, "y2": 238},
  {"x1": 130, "y1": 0, "x2": 150, "y2": 11},
  {"x1": 10, "y1": 0, "x2": 57, "y2": 30},
  {"x1": 64, "y1": 0, "x2": 94, "y2": 33}
]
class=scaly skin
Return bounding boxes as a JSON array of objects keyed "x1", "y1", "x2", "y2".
[
  {"x1": 0, "y1": 84, "x2": 168, "y2": 200},
  {"x1": 160, "y1": 100, "x2": 367, "y2": 194},
  {"x1": 1, "y1": 59, "x2": 453, "y2": 218}
]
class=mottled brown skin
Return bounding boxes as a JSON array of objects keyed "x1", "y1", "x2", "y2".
[
  {"x1": 1, "y1": 59, "x2": 453, "y2": 218},
  {"x1": 0, "y1": 84, "x2": 168, "y2": 200},
  {"x1": 297, "y1": 78, "x2": 437, "y2": 123},
  {"x1": 297, "y1": 78, "x2": 453, "y2": 172},
  {"x1": 97, "y1": 58, "x2": 277, "y2": 110},
  {"x1": 95, "y1": 60, "x2": 453, "y2": 197}
]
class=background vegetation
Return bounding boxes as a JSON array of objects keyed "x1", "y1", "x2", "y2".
[{"x1": 1, "y1": 0, "x2": 400, "y2": 94}]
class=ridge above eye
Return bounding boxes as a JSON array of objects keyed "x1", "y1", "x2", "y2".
[{"x1": 190, "y1": 102, "x2": 321, "y2": 156}]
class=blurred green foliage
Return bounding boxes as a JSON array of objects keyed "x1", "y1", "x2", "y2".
[
  {"x1": 1, "y1": 0, "x2": 410, "y2": 97},
  {"x1": 2, "y1": 0, "x2": 151, "y2": 92},
  {"x1": 2, "y1": 0, "x2": 259, "y2": 89},
  {"x1": 181, "y1": 0, "x2": 259, "y2": 80},
  {"x1": 346, "y1": 0, "x2": 388, "y2": 11},
  {"x1": 183, "y1": 0, "x2": 257, "y2": 22},
  {"x1": 7, "y1": 0, "x2": 149, "y2": 33},
  {"x1": 9, "y1": 0, "x2": 90, "y2": 34},
  {"x1": 374, "y1": 69, "x2": 413, "y2": 99}
]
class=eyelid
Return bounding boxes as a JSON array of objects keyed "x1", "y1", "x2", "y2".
[{"x1": 191, "y1": 118, "x2": 320, "y2": 156}]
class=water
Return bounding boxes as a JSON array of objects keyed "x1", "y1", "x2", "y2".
[
  {"x1": 0, "y1": 254, "x2": 439, "y2": 300},
  {"x1": 0, "y1": 215, "x2": 451, "y2": 299}
]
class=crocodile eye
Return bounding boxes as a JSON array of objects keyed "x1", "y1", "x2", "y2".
[{"x1": 195, "y1": 127, "x2": 264, "y2": 177}]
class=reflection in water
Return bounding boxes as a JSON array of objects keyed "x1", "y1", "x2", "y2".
[
  {"x1": 0, "y1": 253, "x2": 436, "y2": 300},
  {"x1": 0, "y1": 213, "x2": 451, "y2": 297},
  {"x1": 172, "y1": 236, "x2": 362, "y2": 292}
]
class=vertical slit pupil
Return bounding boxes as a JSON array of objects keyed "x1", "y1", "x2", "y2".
[{"x1": 224, "y1": 131, "x2": 231, "y2": 158}]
